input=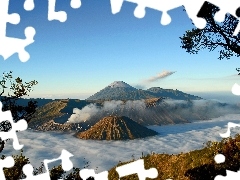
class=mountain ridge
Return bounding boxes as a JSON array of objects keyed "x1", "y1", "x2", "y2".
[{"x1": 86, "y1": 81, "x2": 202, "y2": 101}]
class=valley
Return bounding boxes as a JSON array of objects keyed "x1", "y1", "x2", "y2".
[{"x1": 22, "y1": 81, "x2": 240, "y2": 141}]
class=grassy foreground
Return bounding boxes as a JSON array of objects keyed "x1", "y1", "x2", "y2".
[
  {"x1": 3, "y1": 134, "x2": 240, "y2": 180},
  {"x1": 108, "y1": 136, "x2": 237, "y2": 180}
]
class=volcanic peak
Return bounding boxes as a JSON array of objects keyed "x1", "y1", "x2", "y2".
[
  {"x1": 75, "y1": 115, "x2": 158, "y2": 140},
  {"x1": 108, "y1": 81, "x2": 135, "y2": 89}
]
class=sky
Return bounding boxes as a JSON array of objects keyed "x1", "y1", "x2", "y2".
[
  {"x1": 0, "y1": 0, "x2": 240, "y2": 101},
  {"x1": 3, "y1": 114, "x2": 240, "y2": 173}
]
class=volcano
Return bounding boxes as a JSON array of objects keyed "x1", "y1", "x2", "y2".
[
  {"x1": 86, "y1": 81, "x2": 202, "y2": 101},
  {"x1": 75, "y1": 115, "x2": 158, "y2": 140}
]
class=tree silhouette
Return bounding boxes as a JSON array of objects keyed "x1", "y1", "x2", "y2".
[
  {"x1": 180, "y1": 2, "x2": 240, "y2": 60},
  {"x1": 0, "y1": 71, "x2": 38, "y2": 153}
]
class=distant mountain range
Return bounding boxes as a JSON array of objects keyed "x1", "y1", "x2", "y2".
[
  {"x1": 86, "y1": 81, "x2": 202, "y2": 101},
  {"x1": 27, "y1": 97, "x2": 240, "y2": 133},
  {"x1": 9, "y1": 81, "x2": 240, "y2": 139}
]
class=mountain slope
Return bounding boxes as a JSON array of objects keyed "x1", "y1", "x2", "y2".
[
  {"x1": 86, "y1": 81, "x2": 202, "y2": 101},
  {"x1": 28, "y1": 98, "x2": 240, "y2": 132},
  {"x1": 75, "y1": 116, "x2": 158, "y2": 140},
  {"x1": 28, "y1": 99, "x2": 92, "y2": 131},
  {"x1": 86, "y1": 81, "x2": 143, "y2": 100},
  {"x1": 147, "y1": 87, "x2": 202, "y2": 100}
]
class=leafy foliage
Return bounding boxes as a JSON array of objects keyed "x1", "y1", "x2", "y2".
[
  {"x1": 0, "y1": 71, "x2": 38, "y2": 153},
  {"x1": 2, "y1": 150, "x2": 30, "y2": 180},
  {"x1": 0, "y1": 71, "x2": 38, "y2": 122},
  {"x1": 180, "y1": 2, "x2": 240, "y2": 60}
]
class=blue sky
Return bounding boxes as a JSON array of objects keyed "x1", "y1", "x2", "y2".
[{"x1": 0, "y1": 0, "x2": 240, "y2": 102}]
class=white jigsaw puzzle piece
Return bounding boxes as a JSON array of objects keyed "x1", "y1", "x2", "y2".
[
  {"x1": 110, "y1": 0, "x2": 240, "y2": 34},
  {"x1": 21, "y1": 164, "x2": 51, "y2": 180},
  {"x1": 215, "y1": 170, "x2": 240, "y2": 180},
  {"x1": 0, "y1": 0, "x2": 36, "y2": 62},
  {"x1": 48, "y1": 0, "x2": 81, "y2": 22},
  {"x1": 43, "y1": 149, "x2": 74, "y2": 171},
  {"x1": 24, "y1": 0, "x2": 35, "y2": 11},
  {"x1": 0, "y1": 102, "x2": 28, "y2": 150},
  {"x1": 219, "y1": 122, "x2": 240, "y2": 138},
  {"x1": 215, "y1": 83, "x2": 240, "y2": 179},
  {"x1": 198, "y1": 0, "x2": 240, "y2": 35},
  {"x1": 79, "y1": 169, "x2": 108, "y2": 180},
  {"x1": 48, "y1": 0, "x2": 67, "y2": 22},
  {"x1": 206, "y1": 0, "x2": 240, "y2": 22},
  {"x1": 0, "y1": 27, "x2": 35, "y2": 63},
  {"x1": 219, "y1": 83, "x2": 240, "y2": 138},
  {"x1": 0, "y1": 156, "x2": 14, "y2": 180},
  {"x1": 110, "y1": 0, "x2": 184, "y2": 25},
  {"x1": 71, "y1": 0, "x2": 81, "y2": 9},
  {"x1": 215, "y1": 154, "x2": 225, "y2": 164},
  {"x1": 21, "y1": 149, "x2": 73, "y2": 180},
  {"x1": 182, "y1": 0, "x2": 208, "y2": 29},
  {"x1": 116, "y1": 159, "x2": 158, "y2": 180},
  {"x1": 0, "y1": 0, "x2": 83, "y2": 61},
  {"x1": 232, "y1": 83, "x2": 240, "y2": 95}
]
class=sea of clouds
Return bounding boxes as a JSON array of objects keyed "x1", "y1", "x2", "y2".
[
  {"x1": 3, "y1": 114, "x2": 240, "y2": 173},
  {"x1": 67, "y1": 100, "x2": 147, "y2": 123},
  {"x1": 67, "y1": 99, "x2": 240, "y2": 123}
]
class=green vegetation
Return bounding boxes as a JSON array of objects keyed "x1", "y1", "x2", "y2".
[
  {"x1": 109, "y1": 134, "x2": 240, "y2": 180},
  {"x1": 0, "y1": 71, "x2": 38, "y2": 153},
  {"x1": 2, "y1": 133, "x2": 240, "y2": 179},
  {"x1": 27, "y1": 100, "x2": 68, "y2": 129}
]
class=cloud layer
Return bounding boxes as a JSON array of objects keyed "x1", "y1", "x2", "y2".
[
  {"x1": 4, "y1": 114, "x2": 240, "y2": 173},
  {"x1": 68, "y1": 100, "x2": 146, "y2": 123},
  {"x1": 67, "y1": 99, "x2": 239, "y2": 124}
]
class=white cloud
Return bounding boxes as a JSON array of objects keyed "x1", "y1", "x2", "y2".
[
  {"x1": 145, "y1": 70, "x2": 176, "y2": 83},
  {"x1": 3, "y1": 114, "x2": 240, "y2": 173},
  {"x1": 133, "y1": 70, "x2": 176, "y2": 89},
  {"x1": 67, "y1": 100, "x2": 146, "y2": 123},
  {"x1": 67, "y1": 99, "x2": 239, "y2": 124},
  {"x1": 68, "y1": 104, "x2": 100, "y2": 123}
]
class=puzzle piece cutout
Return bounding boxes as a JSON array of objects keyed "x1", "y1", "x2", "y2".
[
  {"x1": 197, "y1": 1, "x2": 240, "y2": 36},
  {"x1": 116, "y1": 159, "x2": 158, "y2": 180},
  {"x1": 79, "y1": 169, "x2": 108, "y2": 180},
  {"x1": 0, "y1": 0, "x2": 36, "y2": 62},
  {"x1": 110, "y1": 0, "x2": 184, "y2": 25},
  {"x1": 232, "y1": 83, "x2": 240, "y2": 96},
  {"x1": 204, "y1": 0, "x2": 240, "y2": 36},
  {"x1": 43, "y1": 149, "x2": 74, "y2": 171},
  {"x1": 236, "y1": 68, "x2": 240, "y2": 75},
  {"x1": 219, "y1": 122, "x2": 240, "y2": 138},
  {"x1": 20, "y1": 149, "x2": 73, "y2": 180},
  {"x1": 218, "y1": 83, "x2": 240, "y2": 138},
  {"x1": 0, "y1": 0, "x2": 82, "y2": 62},
  {"x1": 23, "y1": 0, "x2": 82, "y2": 22},
  {"x1": 0, "y1": 102, "x2": 28, "y2": 150},
  {"x1": 213, "y1": 82, "x2": 240, "y2": 179},
  {"x1": 48, "y1": 0, "x2": 81, "y2": 22},
  {"x1": 214, "y1": 153, "x2": 240, "y2": 179},
  {"x1": 215, "y1": 170, "x2": 240, "y2": 180},
  {"x1": 0, "y1": 156, "x2": 14, "y2": 180},
  {"x1": 21, "y1": 164, "x2": 50, "y2": 180},
  {"x1": 215, "y1": 154, "x2": 225, "y2": 164},
  {"x1": 24, "y1": 0, "x2": 35, "y2": 11},
  {"x1": 110, "y1": 0, "x2": 240, "y2": 35}
]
